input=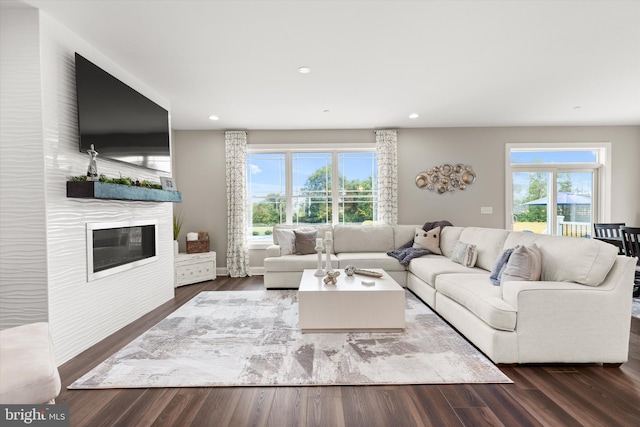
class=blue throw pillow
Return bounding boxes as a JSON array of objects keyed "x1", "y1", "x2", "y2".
[{"x1": 489, "y1": 248, "x2": 514, "y2": 285}]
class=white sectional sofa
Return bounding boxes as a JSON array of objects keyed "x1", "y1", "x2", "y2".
[{"x1": 263, "y1": 224, "x2": 637, "y2": 365}]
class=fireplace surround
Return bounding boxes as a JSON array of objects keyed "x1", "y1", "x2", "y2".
[{"x1": 86, "y1": 219, "x2": 158, "y2": 281}]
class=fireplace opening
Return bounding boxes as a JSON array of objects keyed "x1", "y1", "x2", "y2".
[{"x1": 87, "y1": 220, "x2": 158, "y2": 281}]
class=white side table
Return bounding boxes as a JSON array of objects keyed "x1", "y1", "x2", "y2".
[{"x1": 175, "y1": 251, "x2": 216, "y2": 287}]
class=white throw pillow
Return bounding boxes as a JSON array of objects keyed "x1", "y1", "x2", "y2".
[
  {"x1": 501, "y1": 244, "x2": 542, "y2": 283},
  {"x1": 451, "y1": 241, "x2": 478, "y2": 268},
  {"x1": 274, "y1": 229, "x2": 296, "y2": 255},
  {"x1": 413, "y1": 227, "x2": 442, "y2": 254}
]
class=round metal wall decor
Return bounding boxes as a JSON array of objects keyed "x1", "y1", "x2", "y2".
[
  {"x1": 415, "y1": 172, "x2": 429, "y2": 189},
  {"x1": 415, "y1": 164, "x2": 476, "y2": 193}
]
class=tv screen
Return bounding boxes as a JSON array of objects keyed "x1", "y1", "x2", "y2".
[{"x1": 75, "y1": 53, "x2": 171, "y2": 173}]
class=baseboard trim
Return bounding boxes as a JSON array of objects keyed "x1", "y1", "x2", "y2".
[
  {"x1": 249, "y1": 266, "x2": 264, "y2": 276},
  {"x1": 215, "y1": 267, "x2": 264, "y2": 277}
]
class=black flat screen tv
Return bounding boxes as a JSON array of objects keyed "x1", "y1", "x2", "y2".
[{"x1": 75, "y1": 53, "x2": 171, "y2": 173}]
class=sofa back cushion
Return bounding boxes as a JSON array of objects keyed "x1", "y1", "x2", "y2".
[
  {"x1": 333, "y1": 224, "x2": 394, "y2": 253},
  {"x1": 440, "y1": 226, "x2": 464, "y2": 258},
  {"x1": 393, "y1": 225, "x2": 420, "y2": 249},
  {"x1": 503, "y1": 232, "x2": 618, "y2": 286},
  {"x1": 457, "y1": 227, "x2": 510, "y2": 271}
]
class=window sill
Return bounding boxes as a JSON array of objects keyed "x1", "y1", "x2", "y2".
[{"x1": 248, "y1": 241, "x2": 273, "y2": 250}]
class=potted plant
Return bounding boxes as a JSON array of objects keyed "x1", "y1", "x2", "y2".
[{"x1": 173, "y1": 212, "x2": 183, "y2": 255}]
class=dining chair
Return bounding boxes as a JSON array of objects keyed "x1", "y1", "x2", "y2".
[
  {"x1": 594, "y1": 223, "x2": 626, "y2": 254},
  {"x1": 620, "y1": 226, "x2": 640, "y2": 297}
]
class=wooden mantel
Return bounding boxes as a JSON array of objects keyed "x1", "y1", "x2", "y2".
[{"x1": 66, "y1": 181, "x2": 182, "y2": 203}]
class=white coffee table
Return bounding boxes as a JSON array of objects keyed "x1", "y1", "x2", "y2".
[{"x1": 298, "y1": 268, "x2": 405, "y2": 332}]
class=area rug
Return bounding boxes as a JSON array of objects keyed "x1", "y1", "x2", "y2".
[{"x1": 69, "y1": 290, "x2": 511, "y2": 388}]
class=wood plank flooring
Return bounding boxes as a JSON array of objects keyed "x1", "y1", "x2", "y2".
[{"x1": 56, "y1": 276, "x2": 640, "y2": 427}]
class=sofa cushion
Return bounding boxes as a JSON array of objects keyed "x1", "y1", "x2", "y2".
[
  {"x1": 412, "y1": 227, "x2": 442, "y2": 254},
  {"x1": 458, "y1": 227, "x2": 510, "y2": 271},
  {"x1": 503, "y1": 232, "x2": 618, "y2": 286},
  {"x1": 501, "y1": 244, "x2": 542, "y2": 283},
  {"x1": 264, "y1": 254, "x2": 338, "y2": 271},
  {"x1": 439, "y1": 226, "x2": 464, "y2": 258},
  {"x1": 393, "y1": 225, "x2": 420, "y2": 249},
  {"x1": 336, "y1": 252, "x2": 407, "y2": 271},
  {"x1": 435, "y1": 274, "x2": 517, "y2": 331},
  {"x1": 408, "y1": 255, "x2": 486, "y2": 287},
  {"x1": 333, "y1": 224, "x2": 394, "y2": 253}
]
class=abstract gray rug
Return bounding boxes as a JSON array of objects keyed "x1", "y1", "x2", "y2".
[{"x1": 69, "y1": 290, "x2": 511, "y2": 388}]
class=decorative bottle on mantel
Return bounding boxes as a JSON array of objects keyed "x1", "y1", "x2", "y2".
[{"x1": 86, "y1": 144, "x2": 98, "y2": 181}]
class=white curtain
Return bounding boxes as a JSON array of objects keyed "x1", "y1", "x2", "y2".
[
  {"x1": 376, "y1": 129, "x2": 398, "y2": 225},
  {"x1": 225, "y1": 130, "x2": 250, "y2": 277}
]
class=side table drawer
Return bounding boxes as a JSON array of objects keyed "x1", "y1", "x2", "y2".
[
  {"x1": 176, "y1": 262, "x2": 214, "y2": 286},
  {"x1": 178, "y1": 252, "x2": 216, "y2": 266}
]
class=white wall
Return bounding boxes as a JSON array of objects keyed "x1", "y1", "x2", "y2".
[
  {"x1": 0, "y1": 8, "x2": 49, "y2": 327},
  {"x1": 0, "y1": 7, "x2": 176, "y2": 364},
  {"x1": 171, "y1": 130, "x2": 226, "y2": 259},
  {"x1": 173, "y1": 126, "x2": 640, "y2": 271},
  {"x1": 397, "y1": 127, "x2": 640, "y2": 227}
]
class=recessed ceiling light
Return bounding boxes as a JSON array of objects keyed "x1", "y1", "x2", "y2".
[
  {"x1": 298, "y1": 66, "x2": 311, "y2": 74},
  {"x1": 208, "y1": 115, "x2": 219, "y2": 121},
  {"x1": 409, "y1": 113, "x2": 420, "y2": 119}
]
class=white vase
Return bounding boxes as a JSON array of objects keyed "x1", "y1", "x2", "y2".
[{"x1": 174, "y1": 240, "x2": 179, "y2": 256}]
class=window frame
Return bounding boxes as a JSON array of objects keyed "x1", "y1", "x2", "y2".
[
  {"x1": 505, "y1": 142, "x2": 611, "y2": 234},
  {"x1": 247, "y1": 143, "x2": 376, "y2": 248}
]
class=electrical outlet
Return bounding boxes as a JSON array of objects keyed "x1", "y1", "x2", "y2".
[{"x1": 481, "y1": 206, "x2": 493, "y2": 214}]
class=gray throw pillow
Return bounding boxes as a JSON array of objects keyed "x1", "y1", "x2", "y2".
[
  {"x1": 501, "y1": 244, "x2": 542, "y2": 283},
  {"x1": 294, "y1": 229, "x2": 318, "y2": 255},
  {"x1": 489, "y1": 248, "x2": 514, "y2": 285}
]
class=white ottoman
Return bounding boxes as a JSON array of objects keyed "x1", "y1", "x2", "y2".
[{"x1": 0, "y1": 322, "x2": 61, "y2": 404}]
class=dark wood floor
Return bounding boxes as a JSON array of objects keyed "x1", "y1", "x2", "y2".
[{"x1": 57, "y1": 276, "x2": 640, "y2": 427}]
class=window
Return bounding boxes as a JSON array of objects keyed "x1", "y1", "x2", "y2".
[
  {"x1": 506, "y1": 144, "x2": 610, "y2": 237},
  {"x1": 246, "y1": 153, "x2": 286, "y2": 241},
  {"x1": 247, "y1": 146, "x2": 377, "y2": 242}
]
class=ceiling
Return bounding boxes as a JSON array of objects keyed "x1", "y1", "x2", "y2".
[{"x1": 8, "y1": 0, "x2": 640, "y2": 130}]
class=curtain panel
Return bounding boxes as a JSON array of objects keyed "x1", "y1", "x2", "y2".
[
  {"x1": 375, "y1": 129, "x2": 398, "y2": 225},
  {"x1": 225, "y1": 130, "x2": 250, "y2": 277}
]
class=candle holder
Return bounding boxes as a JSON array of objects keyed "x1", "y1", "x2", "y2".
[
  {"x1": 314, "y1": 243, "x2": 325, "y2": 277},
  {"x1": 324, "y1": 238, "x2": 333, "y2": 273}
]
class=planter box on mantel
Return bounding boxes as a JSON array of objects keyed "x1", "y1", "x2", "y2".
[{"x1": 67, "y1": 181, "x2": 182, "y2": 203}]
